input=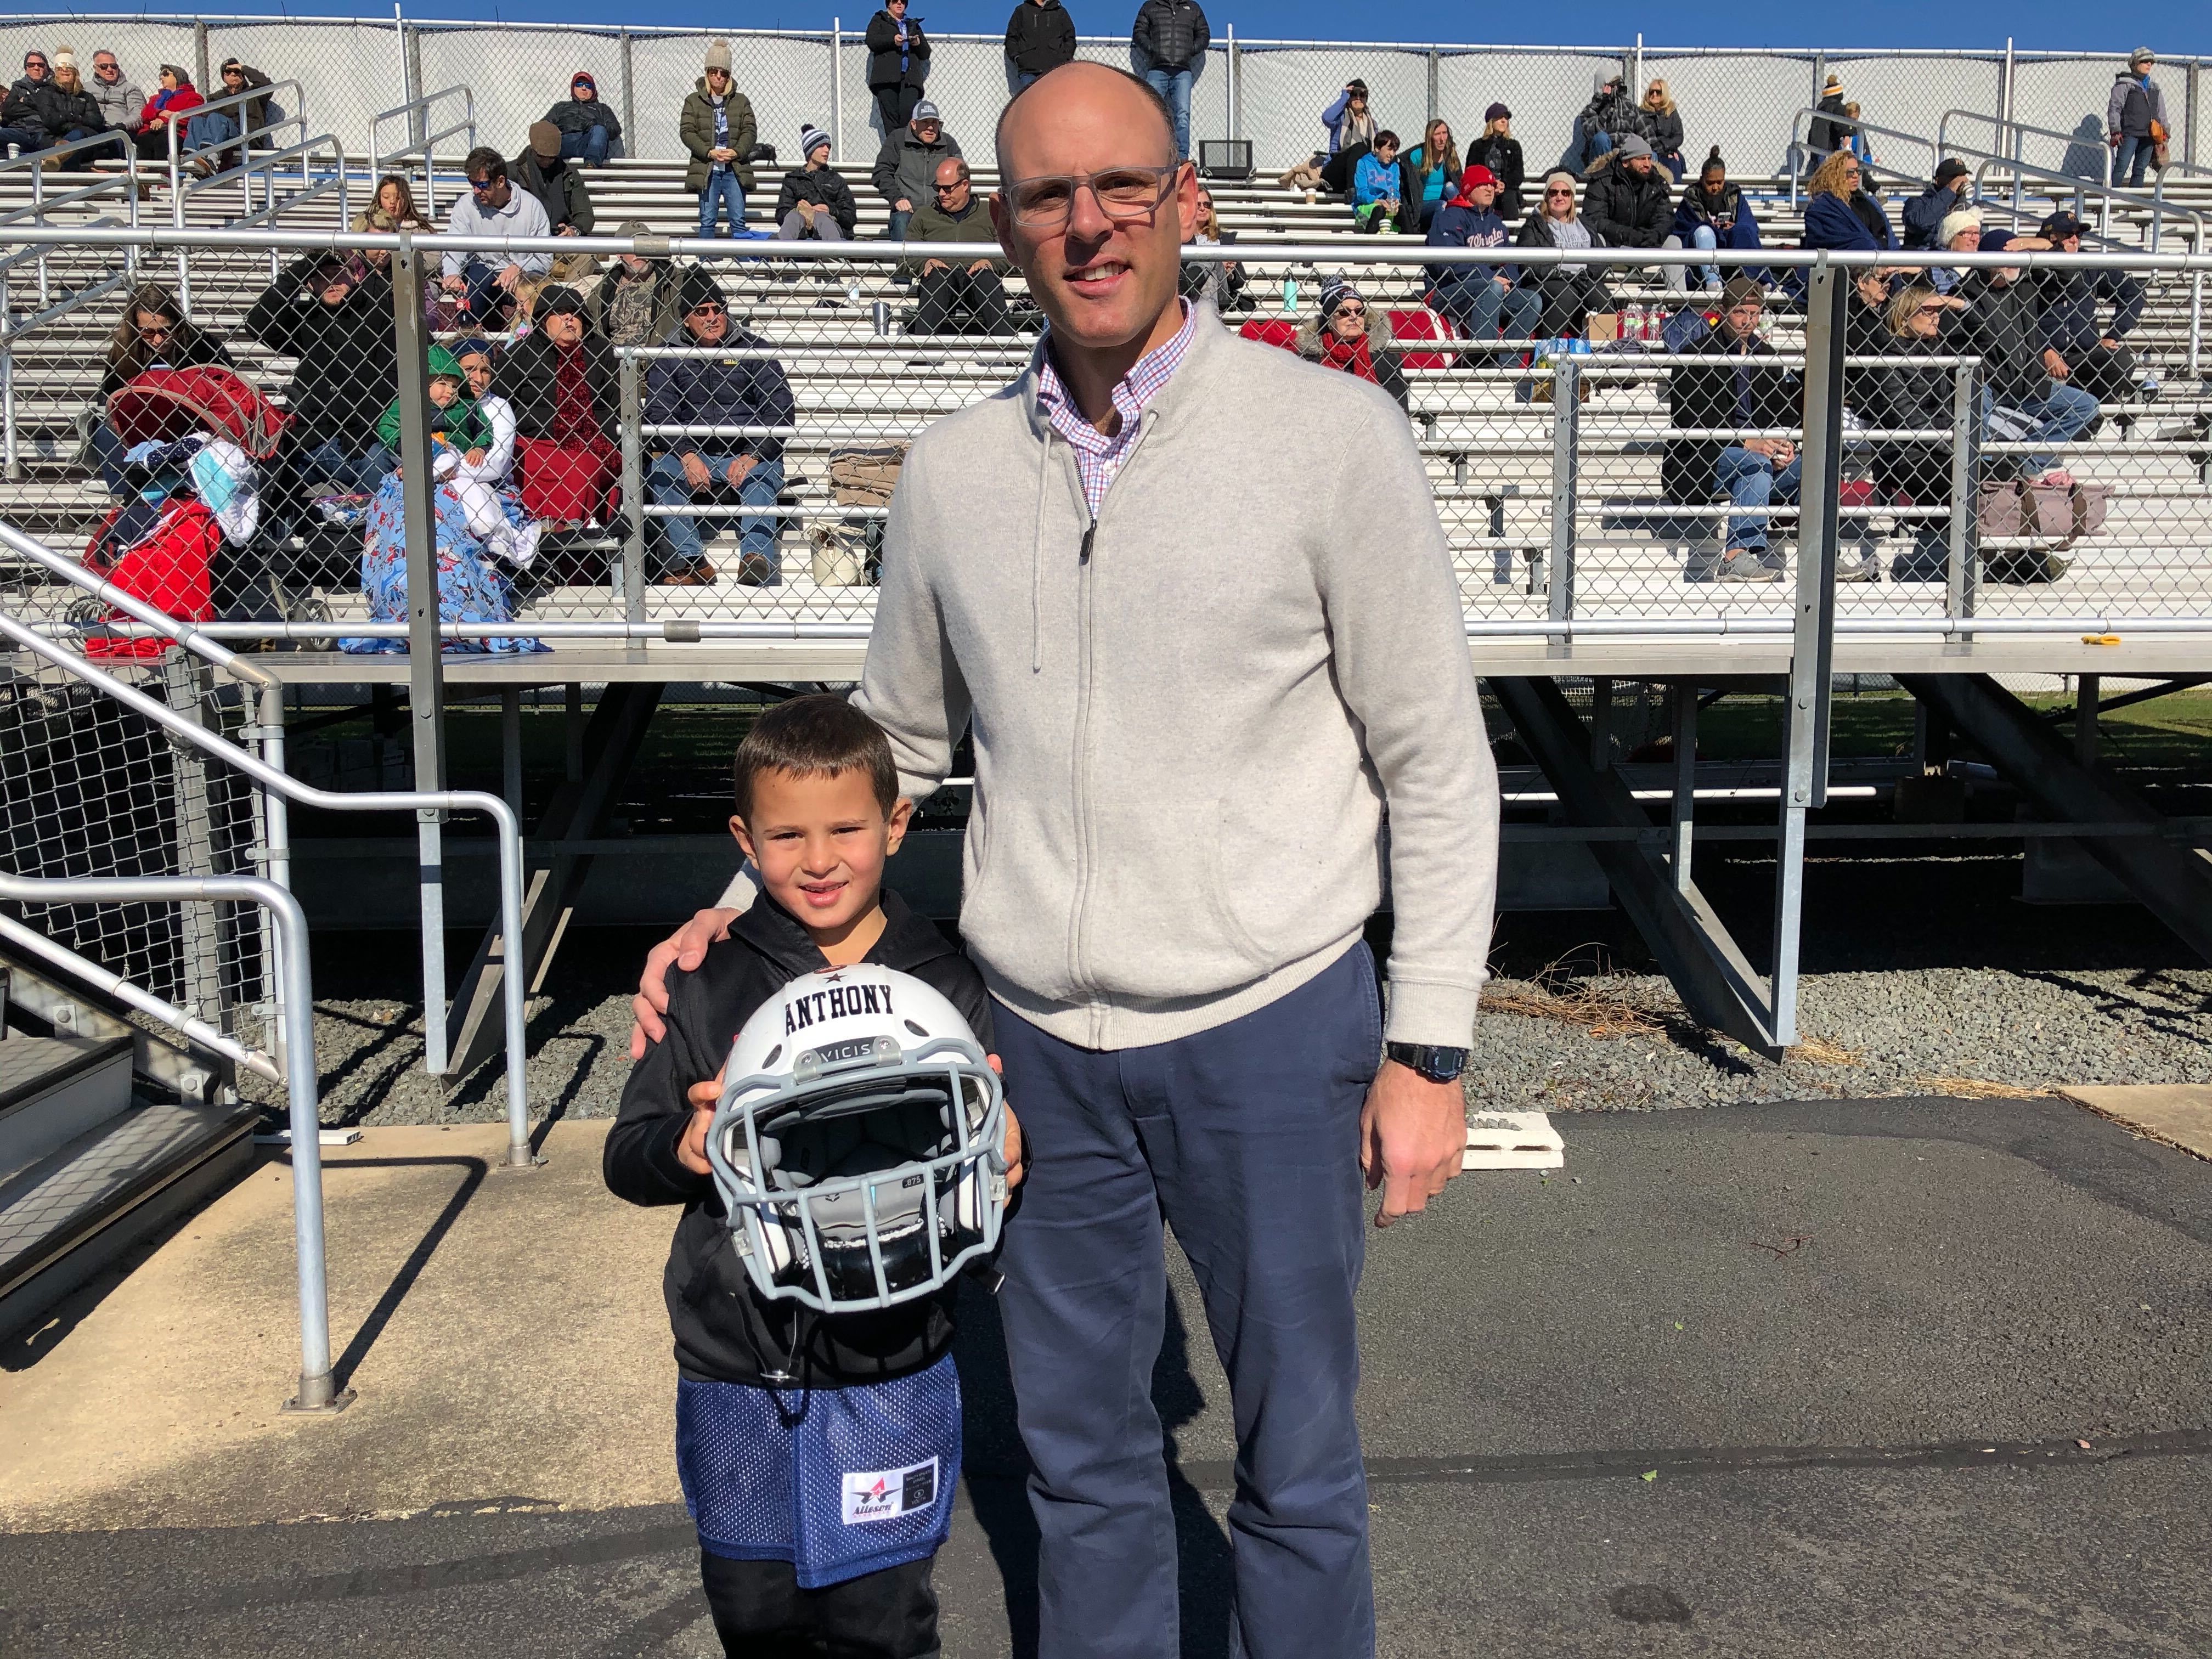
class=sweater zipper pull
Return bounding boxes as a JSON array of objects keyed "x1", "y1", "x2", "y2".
[{"x1": 1079, "y1": 517, "x2": 1096, "y2": 564}]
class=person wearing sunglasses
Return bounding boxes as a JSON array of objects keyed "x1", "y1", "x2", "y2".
[
  {"x1": 89, "y1": 283, "x2": 234, "y2": 492},
  {"x1": 681, "y1": 40, "x2": 757, "y2": 240},
  {"x1": 1515, "y1": 168, "x2": 1616, "y2": 337},
  {"x1": 904, "y1": 156, "x2": 1015, "y2": 335},
  {"x1": 642, "y1": 269, "x2": 794, "y2": 587},
  {"x1": 1294, "y1": 277, "x2": 1409, "y2": 410},
  {"x1": 1802, "y1": 148, "x2": 1894, "y2": 254},
  {"x1": 623, "y1": 59, "x2": 1496, "y2": 1659},
  {"x1": 1864, "y1": 283, "x2": 1972, "y2": 580},
  {"x1": 438, "y1": 145, "x2": 552, "y2": 325}
]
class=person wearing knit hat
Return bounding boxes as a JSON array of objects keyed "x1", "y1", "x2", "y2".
[
  {"x1": 1807, "y1": 72, "x2": 1850, "y2": 159},
  {"x1": 1670, "y1": 274, "x2": 1801, "y2": 583},
  {"x1": 776, "y1": 121, "x2": 857, "y2": 242},
  {"x1": 1294, "y1": 276, "x2": 1412, "y2": 410},
  {"x1": 1424, "y1": 162, "x2": 1539, "y2": 343},
  {"x1": 682, "y1": 41, "x2": 757, "y2": 238},
  {"x1": 2109, "y1": 47, "x2": 2166, "y2": 190},
  {"x1": 544, "y1": 65, "x2": 621, "y2": 167},
  {"x1": 1471, "y1": 102, "x2": 1525, "y2": 218},
  {"x1": 2029, "y1": 210, "x2": 2146, "y2": 409},
  {"x1": 1931, "y1": 207, "x2": 1980, "y2": 293}
]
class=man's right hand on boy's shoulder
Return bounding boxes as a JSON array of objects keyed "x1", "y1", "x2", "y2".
[
  {"x1": 675, "y1": 1072, "x2": 723, "y2": 1176},
  {"x1": 629, "y1": 906, "x2": 743, "y2": 1057}
]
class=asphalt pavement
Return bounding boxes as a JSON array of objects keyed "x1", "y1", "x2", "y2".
[{"x1": 5, "y1": 1094, "x2": 2210, "y2": 1657}]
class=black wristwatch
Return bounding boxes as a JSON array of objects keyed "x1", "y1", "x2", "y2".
[{"x1": 1386, "y1": 1042, "x2": 1469, "y2": 1084}]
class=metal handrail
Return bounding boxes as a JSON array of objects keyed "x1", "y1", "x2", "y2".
[
  {"x1": 1938, "y1": 109, "x2": 2112, "y2": 190},
  {"x1": 1785, "y1": 109, "x2": 1940, "y2": 204},
  {"x1": 0, "y1": 548, "x2": 535, "y2": 1170},
  {"x1": 162, "y1": 80, "x2": 347, "y2": 303},
  {"x1": 367, "y1": 88, "x2": 476, "y2": 218},
  {"x1": 1966, "y1": 152, "x2": 2208, "y2": 252},
  {"x1": 0, "y1": 867, "x2": 337, "y2": 1412}
]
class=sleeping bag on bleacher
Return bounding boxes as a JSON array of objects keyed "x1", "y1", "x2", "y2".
[{"x1": 80, "y1": 494, "x2": 219, "y2": 658}]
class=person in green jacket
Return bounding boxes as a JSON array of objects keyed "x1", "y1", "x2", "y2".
[
  {"x1": 375, "y1": 344, "x2": 538, "y2": 567},
  {"x1": 681, "y1": 39, "x2": 757, "y2": 239}
]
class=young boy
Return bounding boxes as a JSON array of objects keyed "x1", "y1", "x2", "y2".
[
  {"x1": 374, "y1": 344, "x2": 539, "y2": 569},
  {"x1": 605, "y1": 694, "x2": 1018, "y2": 1658}
]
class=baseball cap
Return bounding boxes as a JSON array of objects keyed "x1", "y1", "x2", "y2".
[
  {"x1": 2039, "y1": 210, "x2": 2084, "y2": 240},
  {"x1": 912, "y1": 100, "x2": 941, "y2": 123},
  {"x1": 1934, "y1": 158, "x2": 1969, "y2": 187}
]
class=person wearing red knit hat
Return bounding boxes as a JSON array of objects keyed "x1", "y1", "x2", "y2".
[
  {"x1": 1424, "y1": 162, "x2": 1539, "y2": 343},
  {"x1": 543, "y1": 66, "x2": 620, "y2": 166}
]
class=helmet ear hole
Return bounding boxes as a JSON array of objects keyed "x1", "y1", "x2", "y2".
[{"x1": 904, "y1": 1019, "x2": 930, "y2": 1039}]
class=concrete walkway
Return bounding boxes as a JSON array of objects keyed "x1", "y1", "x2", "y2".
[{"x1": 3, "y1": 1097, "x2": 2211, "y2": 1656}]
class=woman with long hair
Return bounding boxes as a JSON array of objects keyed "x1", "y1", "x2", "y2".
[
  {"x1": 1641, "y1": 80, "x2": 1684, "y2": 177},
  {"x1": 1470, "y1": 103, "x2": 1525, "y2": 218},
  {"x1": 1866, "y1": 282, "x2": 1971, "y2": 580},
  {"x1": 353, "y1": 173, "x2": 429, "y2": 234},
  {"x1": 1803, "y1": 149, "x2": 1894, "y2": 251},
  {"x1": 1180, "y1": 187, "x2": 1246, "y2": 312},
  {"x1": 1514, "y1": 169, "x2": 1615, "y2": 336},
  {"x1": 131, "y1": 64, "x2": 202, "y2": 166},
  {"x1": 91, "y1": 283, "x2": 235, "y2": 491},
  {"x1": 1400, "y1": 117, "x2": 1460, "y2": 234}
]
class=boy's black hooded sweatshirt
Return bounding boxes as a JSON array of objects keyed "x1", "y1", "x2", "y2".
[{"x1": 605, "y1": 887, "x2": 994, "y2": 1387}]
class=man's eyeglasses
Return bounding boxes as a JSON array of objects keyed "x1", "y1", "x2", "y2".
[{"x1": 1004, "y1": 163, "x2": 1182, "y2": 229}]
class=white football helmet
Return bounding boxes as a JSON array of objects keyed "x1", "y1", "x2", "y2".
[{"x1": 706, "y1": 963, "x2": 1008, "y2": 1312}]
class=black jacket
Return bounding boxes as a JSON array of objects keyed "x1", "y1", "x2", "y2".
[
  {"x1": 1132, "y1": 0, "x2": 1208, "y2": 71},
  {"x1": 544, "y1": 93, "x2": 621, "y2": 142},
  {"x1": 2, "y1": 75, "x2": 71, "y2": 138},
  {"x1": 776, "y1": 165, "x2": 860, "y2": 238},
  {"x1": 1643, "y1": 108, "x2": 1684, "y2": 160},
  {"x1": 1807, "y1": 92, "x2": 1849, "y2": 154},
  {"x1": 1005, "y1": 0, "x2": 1077, "y2": 74},
  {"x1": 1582, "y1": 157, "x2": 1671, "y2": 249},
  {"x1": 605, "y1": 888, "x2": 994, "y2": 1388},
  {"x1": 1899, "y1": 183, "x2": 1962, "y2": 251},
  {"x1": 2034, "y1": 264, "x2": 2146, "y2": 357},
  {"x1": 1470, "y1": 132, "x2": 1524, "y2": 219},
  {"x1": 242, "y1": 257, "x2": 397, "y2": 448},
  {"x1": 865, "y1": 11, "x2": 932, "y2": 89},
  {"x1": 510, "y1": 146, "x2": 595, "y2": 235},
  {"x1": 493, "y1": 327, "x2": 617, "y2": 443},
  {"x1": 1863, "y1": 328, "x2": 1960, "y2": 503},
  {"x1": 1664, "y1": 329, "x2": 1802, "y2": 504},
  {"x1": 1956, "y1": 269, "x2": 2052, "y2": 407}
]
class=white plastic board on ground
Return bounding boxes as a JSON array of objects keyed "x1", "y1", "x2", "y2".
[{"x1": 1463, "y1": 1112, "x2": 1565, "y2": 1171}]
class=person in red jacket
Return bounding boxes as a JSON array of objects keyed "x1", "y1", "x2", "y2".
[{"x1": 132, "y1": 63, "x2": 201, "y2": 165}]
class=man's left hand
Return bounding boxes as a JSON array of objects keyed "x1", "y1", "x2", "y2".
[
  {"x1": 723, "y1": 454, "x2": 757, "y2": 489},
  {"x1": 2044, "y1": 348, "x2": 2070, "y2": 380},
  {"x1": 967, "y1": 259, "x2": 993, "y2": 276},
  {"x1": 495, "y1": 263, "x2": 524, "y2": 292},
  {"x1": 2100, "y1": 336, "x2": 2121, "y2": 350},
  {"x1": 556, "y1": 223, "x2": 577, "y2": 236},
  {"x1": 1360, "y1": 1059, "x2": 1464, "y2": 1227}
]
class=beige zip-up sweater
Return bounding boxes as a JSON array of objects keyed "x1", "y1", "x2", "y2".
[{"x1": 854, "y1": 308, "x2": 1499, "y2": 1051}]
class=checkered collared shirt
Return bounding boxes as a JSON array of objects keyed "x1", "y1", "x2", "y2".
[{"x1": 1032, "y1": 299, "x2": 1198, "y2": 521}]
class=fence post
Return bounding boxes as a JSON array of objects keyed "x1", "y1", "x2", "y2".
[
  {"x1": 390, "y1": 230, "x2": 451, "y2": 1074},
  {"x1": 1227, "y1": 27, "x2": 1240, "y2": 143},
  {"x1": 1547, "y1": 358, "x2": 1578, "y2": 631},
  {"x1": 1426, "y1": 47, "x2": 1439, "y2": 126},
  {"x1": 194, "y1": 21, "x2": 211, "y2": 98},
  {"x1": 620, "y1": 351, "x2": 648, "y2": 623},
  {"x1": 405, "y1": 25, "x2": 427, "y2": 147},
  {"x1": 256, "y1": 684, "x2": 293, "y2": 1076},
  {"x1": 2189, "y1": 60, "x2": 2202, "y2": 171},
  {"x1": 1947, "y1": 362, "x2": 1980, "y2": 636},
  {"x1": 1997, "y1": 37, "x2": 2014, "y2": 140},
  {"x1": 162, "y1": 655, "x2": 228, "y2": 1053},
  {"x1": 619, "y1": 30, "x2": 637, "y2": 155},
  {"x1": 832, "y1": 19, "x2": 845, "y2": 158}
]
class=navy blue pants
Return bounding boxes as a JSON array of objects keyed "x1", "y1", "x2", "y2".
[{"x1": 994, "y1": 942, "x2": 1381, "y2": 1659}]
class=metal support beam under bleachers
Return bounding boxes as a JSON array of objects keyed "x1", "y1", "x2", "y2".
[
  {"x1": 1899, "y1": 673, "x2": 2212, "y2": 964},
  {"x1": 438, "y1": 684, "x2": 663, "y2": 1082},
  {"x1": 1489, "y1": 676, "x2": 1783, "y2": 1057}
]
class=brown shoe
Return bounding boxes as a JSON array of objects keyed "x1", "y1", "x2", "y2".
[{"x1": 651, "y1": 561, "x2": 717, "y2": 588}]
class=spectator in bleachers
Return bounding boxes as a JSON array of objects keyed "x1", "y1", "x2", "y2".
[
  {"x1": 439, "y1": 148, "x2": 553, "y2": 324},
  {"x1": 1295, "y1": 279, "x2": 1408, "y2": 411},
  {"x1": 873, "y1": 99, "x2": 960, "y2": 242},
  {"x1": 374, "y1": 344, "x2": 540, "y2": 570},
  {"x1": 1517, "y1": 170, "x2": 1615, "y2": 337},
  {"x1": 1352, "y1": 132, "x2": 1406, "y2": 233},
  {"x1": 1470, "y1": 104, "x2": 1523, "y2": 220},
  {"x1": 1668, "y1": 149, "x2": 1760, "y2": 294},
  {"x1": 497, "y1": 285, "x2": 620, "y2": 527},
  {"x1": 353, "y1": 174, "x2": 429, "y2": 236},
  {"x1": 1802, "y1": 150, "x2": 1893, "y2": 252},
  {"x1": 90, "y1": 283, "x2": 235, "y2": 491},
  {"x1": 127, "y1": 65, "x2": 201, "y2": 167},
  {"x1": 906, "y1": 156, "x2": 1015, "y2": 335},
  {"x1": 589, "y1": 224, "x2": 683, "y2": 346},
  {"x1": 1582, "y1": 134, "x2": 1669, "y2": 255},
  {"x1": 1640, "y1": 81, "x2": 1683, "y2": 178},
  {"x1": 1577, "y1": 71, "x2": 1643, "y2": 170},
  {"x1": 1931, "y1": 208, "x2": 1979, "y2": 294},
  {"x1": 1132, "y1": 0, "x2": 1207, "y2": 161},
  {"x1": 87, "y1": 50, "x2": 139, "y2": 138},
  {"x1": 453, "y1": 338, "x2": 522, "y2": 507},
  {"x1": 1840, "y1": 103, "x2": 1872, "y2": 166},
  {"x1": 190, "y1": 58, "x2": 276, "y2": 173},
  {"x1": 682, "y1": 41, "x2": 757, "y2": 240},
  {"x1": 866, "y1": 0, "x2": 931, "y2": 136},
  {"x1": 1666, "y1": 278, "x2": 1802, "y2": 583},
  {"x1": 2108, "y1": 48, "x2": 2165, "y2": 191},
  {"x1": 1426, "y1": 165, "x2": 1538, "y2": 345},
  {"x1": 1866, "y1": 282, "x2": 1970, "y2": 580},
  {"x1": 0, "y1": 49, "x2": 61, "y2": 158},
  {"x1": 1180, "y1": 185, "x2": 1244, "y2": 312},
  {"x1": 43, "y1": 51, "x2": 109, "y2": 155},
  {"x1": 1400, "y1": 119, "x2": 1459, "y2": 235},
  {"x1": 1957, "y1": 235, "x2": 2100, "y2": 477},
  {"x1": 545, "y1": 71, "x2": 620, "y2": 168},
  {"x1": 1005, "y1": 0, "x2": 1077, "y2": 91},
  {"x1": 515, "y1": 122, "x2": 596, "y2": 257},
  {"x1": 1900, "y1": 157, "x2": 1971, "y2": 250},
  {"x1": 777, "y1": 125, "x2": 857, "y2": 241},
  {"x1": 644, "y1": 269, "x2": 794, "y2": 588},
  {"x1": 245, "y1": 253, "x2": 398, "y2": 496},
  {"x1": 1805, "y1": 72, "x2": 1848, "y2": 160},
  {"x1": 2032, "y1": 210, "x2": 2146, "y2": 410},
  {"x1": 1311, "y1": 78, "x2": 1379, "y2": 196}
]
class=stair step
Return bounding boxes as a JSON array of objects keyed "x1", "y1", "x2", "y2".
[{"x1": 0, "y1": 1034, "x2": 133, "y2": 1185}]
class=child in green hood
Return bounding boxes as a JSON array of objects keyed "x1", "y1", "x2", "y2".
[{"x1": 375, "y1": 344, "x2": 538, "y2": 568}]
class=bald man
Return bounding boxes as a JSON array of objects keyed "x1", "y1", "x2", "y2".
[{"x1": 632, "y1": 63, "x2": 1498, "y2": 1657}]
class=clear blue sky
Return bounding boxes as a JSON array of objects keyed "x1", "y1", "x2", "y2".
[{"x1": 111, "y1": 1, "x2": 2211, "y2": 54}]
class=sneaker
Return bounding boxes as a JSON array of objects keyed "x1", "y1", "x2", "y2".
[
  {"x1": 1836, "y1": 550, "x2": 1880, "y2": 583},
  {"x1": 1716, "y1": 549, "x2": 1782, "y2": 582}
]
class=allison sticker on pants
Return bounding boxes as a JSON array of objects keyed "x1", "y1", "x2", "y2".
[{"x1": 841, "y1": 1457, "x2": 939, "y2": 1525}]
